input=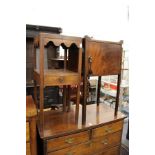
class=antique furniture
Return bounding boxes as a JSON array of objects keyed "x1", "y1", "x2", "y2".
[
  {"x1": 82, "y1": 36, "x2": 123, "y2": 124},
  {"x1": 37, "y1": 104, "x2": 126, "y2": 155},
  {"x1": 26, "y1": 25, "x2": 62, "y2": 109},
  {"x1": 26, "y1": 95, "x2": 37, "y2": 155},
  {"x1": 32, "y1": 32, "x2": 126, "y2": 155},
  {"x1": 33, "y1": 33, "x2": 82, "y2": 137}
]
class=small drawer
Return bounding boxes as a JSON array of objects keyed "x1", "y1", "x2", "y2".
[
  {"x1": 97, "y1": 146, "x2": 120, "y2": 155},
  {"x1": 92, "y1": 120, "x2": 123, "y2": 138},
  {"x1": 26, "y1": 122, "x2": 30, "y2": 142},
  {"x1": 48, "y1": 132, "x2": 121, "y2": 155},
  {"x1": 48, "y1": 141, "x2": 92, "y2": 155},
  {"x1": 47, "y1": 131, "x2": 90, "y2": 152},
  {"x1": 26, "y1": 142, "x2": 31, "y2": 155},
  {"x1": 45, "y1": 75, "x2": 79, "y2": 86},
  {"x1": 92, "y1": 131, "x2": 122, "y2": 153}
]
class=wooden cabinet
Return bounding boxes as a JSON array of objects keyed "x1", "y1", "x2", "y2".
[
  {"x1": 46, "y1": 127, "x2": 122, "y2": 155},
  {"x1": 34, "y1": 33, "x2": 82, "y2": 137},
  {"x1": 48, "y1": 132, "x2": 121, "y2": 155},
  {"x1": 26, "y1": 96, "x2": 37, "y2": 155},
  {"x1": 82, "y1": 36, "x2": 123, "y2": 124},
  {"x1": 26, "y1": 24, "x2": 62, "y2": 110}
]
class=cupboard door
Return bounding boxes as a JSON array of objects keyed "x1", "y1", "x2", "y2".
[{"x1": 86, "y1": 39, "x2": 122, "y2": 76}]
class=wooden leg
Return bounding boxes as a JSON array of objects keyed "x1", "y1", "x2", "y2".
[
  {"x1": 34, "y1": 80, "x2": 37, "y2": 107},
  {"x1": 97, "y1": 76, "x2": 101, "y2": 106},
  {"x1": 115, "y1": 74, "x2": 121, "y2": 116},
  {"x1": 67, "y1": 85, "x2": 71, "y2": 112},
  {"x1": 39, "y1": 84, "x2": 44, "y2": 138},
  {"x1": 82, "y1": 76, "x2": 87, "y2": 125},
  {"x1": 30, "y1": 117, "x2": 37, "y2": 155},
  {"x1": 63, "y1": 86, "x2": 67, "y2": 112},
  {"x1": 75, "y1": 84, "x2": 80, "y2": 120}
]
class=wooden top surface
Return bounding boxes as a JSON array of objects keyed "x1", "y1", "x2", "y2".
[
  {"x1": 34, "y1": 69, "x2": 79, "y2": 76},
  {"x1": 26, "y1": 96, "x2": 37, "y2": 117},
  {"x1": 38, "y1": 104, "x2": 126, "y2": 139},
  {"x1": 39, "y1": 33, "x2": 82, "y2": 41},
  {"x1": 84, "y1": 36, "x2": 123, "y2": 45}
]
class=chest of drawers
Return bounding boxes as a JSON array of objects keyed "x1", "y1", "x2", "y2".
[
  {"x1": 47, "y1": 122, "x2": 123, "y2": 155},
  {"x1": 37, "y1": 104, "x2": 126, "y2": 155}
]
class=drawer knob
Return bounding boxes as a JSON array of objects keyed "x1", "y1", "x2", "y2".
[
  {"x1": 58, "y1": 77, "x2": 64, "y2": 83},
  {"x1": 65, "y1": 138, "x2": 74, "y2": 144},
  {"x1": 85, "y1": 141, "x2": 92, "y2": 147},
  {"x1": 101, "y1": 139, "x2": 108, "y2": 145},
  {"x1": 66, "y1": 151, "x2": 75, "y2": 155},
  {"x1": 105, "y1": 127, "x2": 113, "y2": 133}
]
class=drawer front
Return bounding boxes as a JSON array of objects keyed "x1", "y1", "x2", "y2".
[
  {"x1": 47, "y1": 131, "x2": 90, "y2": 152},
  {"x1": 26, "y1": 122, "x2": 30, "y2": 142},
  {"x1": 96, "y1": 146, "x2": 120, "y2": 155},
  {"x1": 48, "y1": 141, "x2": 93, "y2": 155},
  {"x1": 48, "y1": 132, "x2": 121, "y2": 155},
  {"x1": 45, "y1": 75, "x2": 79, "y2": 86},
  {"x1": 92, "y1": 131, "x2": 122, "y2": 153},
  {"x1": 26, "y1": 142, "x2": 31, "y2": 155},
  {"x1": 92, "y1": 121, "x2": 123, "y2": 138}
]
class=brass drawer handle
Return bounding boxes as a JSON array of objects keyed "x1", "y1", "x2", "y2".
[
  {"x1": 105, "y1": 127, "x2": 113, "y2": 133},
  {"x1": 85, "y1": 141, "x2": 93, "y2": 147},
  {"x1": 66, "y1": 151, "x2": 75, "y2": 155},
  {"x1": 101, "y1": 139, "x2": 108, "y2": 145},
  {"x1": 65, "y1": 138, "x2": 74, "y2": 144},
  {"x1": 58, "y1": 77, "x2": 64, "y2": 83}
]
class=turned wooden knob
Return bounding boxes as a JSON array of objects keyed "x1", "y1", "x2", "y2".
[{"x1": 58, "y1": 77, "x2": 64, "y2": 83}]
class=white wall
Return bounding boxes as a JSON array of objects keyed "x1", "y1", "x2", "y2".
[{"x1": 26, "y1": 0, "x2": 129, "y2": 42}]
